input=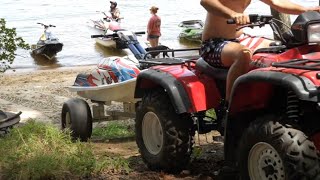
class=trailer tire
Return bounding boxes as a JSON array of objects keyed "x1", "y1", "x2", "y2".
[
  {"x1": 61, "y1": 98, "x2": 92, "y2": 142},
  {"x1": 135, "y1": 89, "x2": 194, "y2": 172},
  {"x1": 238, "y1": 117, "x2": 320, "y2": 180}
]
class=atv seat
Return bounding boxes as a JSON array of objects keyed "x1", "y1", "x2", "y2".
[{"x1": 195, "y1": 58, "x2": 228, "y2": 80}]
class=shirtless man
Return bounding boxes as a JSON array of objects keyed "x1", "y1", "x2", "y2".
[{"x1": 200, "y1": 0, "x2": 320, "y2": 107}]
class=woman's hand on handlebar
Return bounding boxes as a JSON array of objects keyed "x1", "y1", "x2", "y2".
[{"x1": 231, "y1": 13, "x2": 250, "y2": 25}]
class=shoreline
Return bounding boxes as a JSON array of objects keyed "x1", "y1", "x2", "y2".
[
  {"x1": 0, "y1": 65, "x2": 97, "y2": 124},
  {"x1": 3, "y1": 64, "x2": 97, "y2": 75}
]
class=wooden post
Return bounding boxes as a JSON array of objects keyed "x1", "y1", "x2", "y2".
[{"x1": 270, "y1": 8, "x2": 291, "y2": 40}]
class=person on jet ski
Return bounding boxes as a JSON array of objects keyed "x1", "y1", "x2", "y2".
[
  {"x1": 109, "y1": 1, "x2": 121, "y2": 21},
  {"x1": 200, "y1": 0, "x2": 320, "y2": 112}
]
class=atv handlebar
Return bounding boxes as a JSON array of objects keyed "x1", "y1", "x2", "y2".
[
  {"x1": 227, "y1": 14, "x2": 274, "y2": 31},
  {"x1": 226, "y1": 19, "x2": 236, "y2": 24},
  {"x1": 227, "y1": 14, "x2": 273, "y2": 25},
  {"x1": 227, "y1": 14, "x2": 292, "y2": 46}
]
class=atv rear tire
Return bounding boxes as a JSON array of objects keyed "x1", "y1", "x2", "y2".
[
  {"x1": 135, "y1": 90, "x2": 194, "y2": 172},
  {"x1": 238, "y1": 117, "x2": 320, "y2": 180},
  {"x1": 61, "y1": 98, "x2": 92, "y2": 142}
]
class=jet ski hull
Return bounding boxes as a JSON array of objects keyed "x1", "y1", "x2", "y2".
[
  {"x1": 95, "y1": 38, "x2": 116, "y2": 48},
  {"x1": 70, "y1": 78, "x2": 137, "y2": 103},
  {"x1": 32, "y1": 42, "x2": 63, "y2": 59}
]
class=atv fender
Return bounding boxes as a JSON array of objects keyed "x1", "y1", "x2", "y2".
[
  {"x1": 135, "y1": 69, "x2": 192, "y2": 113},
  {"x1": 230, "y1": 70, "x2": 318, "y2": 108},
  {"x1": 224, "y1": 70, "x2": 319, "y2": 162},
  {"x1": 134, "y1": 68, "x2": 220, "y2": 114}
]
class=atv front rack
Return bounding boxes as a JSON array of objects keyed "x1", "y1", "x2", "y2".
[
  {"x1": 139, "y1": 56, "x2": 199, "y2": 69},
  {"x1": 139, "y1": 48, "x2": 200, "y2": 69},
  {"x1": 143, "y1": 48, "x2": 200, "y2": 60},
  {"x1": 272, "y1": 59, "x2": 320, "y2": 71}
]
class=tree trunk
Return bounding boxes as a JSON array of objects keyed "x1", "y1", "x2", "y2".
[{"x1": 270, "y1": 8, "x2": 291, "y2": 40}]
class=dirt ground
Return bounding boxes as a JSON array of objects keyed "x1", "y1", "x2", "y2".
[{"x1": 0, "y1": 67, "x2": 226, "y2": 180}]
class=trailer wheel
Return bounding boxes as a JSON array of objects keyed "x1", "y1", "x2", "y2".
[
  {"x1": 135, "y1": 89, "x2": 194, "y2": 172},
  {"x1": 61, "y1": 98, "x2": 92, "y2": 142},
  {"x1": 238, "y1": 117, "x2": 320, "y2": 180}
]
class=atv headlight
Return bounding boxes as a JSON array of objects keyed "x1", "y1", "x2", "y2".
[{"x1": 307, "y1": 23, "x2": 320, "y2": 43}]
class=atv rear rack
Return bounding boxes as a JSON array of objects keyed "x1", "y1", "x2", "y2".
[{"x1": 272, "y1": 59, "x2": 320, "y2": 71}]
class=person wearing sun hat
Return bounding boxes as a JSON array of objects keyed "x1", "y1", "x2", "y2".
[
  {"x1": 147, "y1": 6, "x2": 161, "y2": 47},
  {"x1": 109, "y1": 1, "x2": 120, "y2": 20}
]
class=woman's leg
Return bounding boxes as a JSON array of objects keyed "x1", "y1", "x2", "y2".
[
  {"x1": 148, "y1": 38, "x2": 157, "y2": 47},
  {"x1": 154, "y1": 37, "x2": 159, "y2": 47}
]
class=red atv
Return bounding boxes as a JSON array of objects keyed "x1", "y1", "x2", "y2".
[{"x1": 134, "y1": 12, "x2": 320, "y2": 179}]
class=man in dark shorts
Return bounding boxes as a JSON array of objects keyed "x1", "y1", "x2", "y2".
[{"x1": 200, "y1": 0, "x2": 320, "y2": 108}]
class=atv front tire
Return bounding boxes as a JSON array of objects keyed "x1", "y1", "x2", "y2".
[
  {"x1": 135, "y1": 90, "x2": 194, "y2": 172},
  {"x1": 238, "y1": 117, "x2": 320, "y2": 180}
]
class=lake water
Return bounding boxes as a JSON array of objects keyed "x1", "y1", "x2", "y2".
[{"x1": 0, "y1": 0, "x2": 318, "y2": 70}]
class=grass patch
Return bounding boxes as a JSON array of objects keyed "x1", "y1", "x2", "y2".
[
  {"x1": 0, "y1": 120, "x2": 130, "y2": 180},
  {"x1": 92, "y1": 122, "x2": 135, "y2": 140},
  {"x1": 95, "y1": 155, "x2": 131, "y2": 174},
  {"x1": 205, "y1": 108, "x2": 217, "y2": 119}
]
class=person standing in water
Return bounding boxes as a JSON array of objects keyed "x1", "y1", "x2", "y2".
[
  {"x1": 109, "y1": 1, "x2": 120, "y2": 21},
  {"x1": 147, "y1": 6, "x2": 161, "y2": 47}
]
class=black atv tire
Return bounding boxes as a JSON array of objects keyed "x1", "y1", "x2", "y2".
[
  {"x1": 238, "y1": 117, "x2": 320, "y2": 180},
  {"x1": 61, "y1": 98, "x2": 92, "y2": 142},
  {"x1": 135, "y1": 89, "x2": 194, "y2": 172}
]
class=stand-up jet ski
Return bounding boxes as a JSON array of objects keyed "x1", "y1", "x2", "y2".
[{"x1": 31, "y1": 23, "x2": 63, "y2": 60}]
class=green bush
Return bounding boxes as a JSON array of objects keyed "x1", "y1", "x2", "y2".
[
  {"x1": 0, "y1": 120, "x2": 129, "y2": 180},
  {"x1": 0, "y1": 18, "x2": 29, "y2": 72}
]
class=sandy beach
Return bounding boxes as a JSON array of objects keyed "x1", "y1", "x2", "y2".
[
  {"x1": 0, "y1": 66, "x2": 225, "y2": 179},
  {"x1": 0, "y1": 66, "x2": 97, "y2": 124}
]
